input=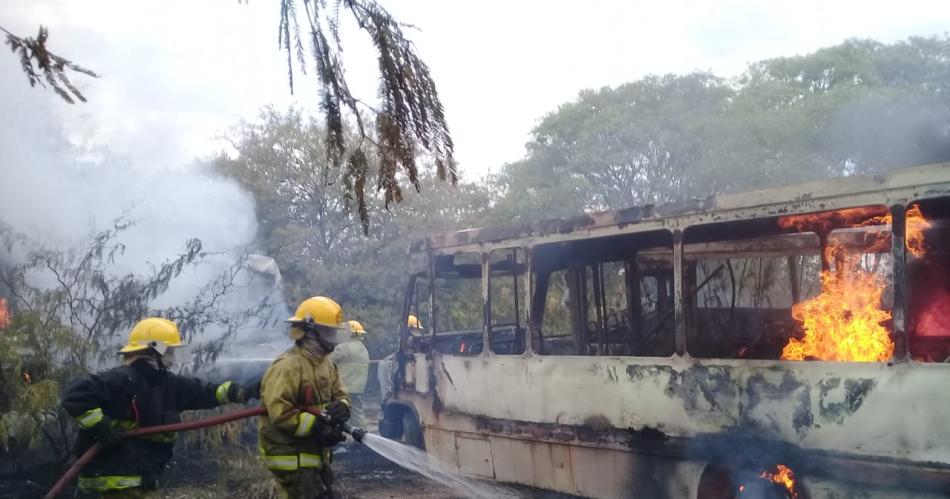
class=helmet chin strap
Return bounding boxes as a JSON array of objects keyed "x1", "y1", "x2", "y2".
[{"x1": 147, "y1": 340, "x2": 173, "y2": 370}]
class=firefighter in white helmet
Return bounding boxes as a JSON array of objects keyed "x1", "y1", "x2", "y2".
[
  {"x1": 330, "y1": 320, "x2": 370, "y2": 430},
  {"x1": 259, "y1": 296, "x2": 351, "y2": 498}
]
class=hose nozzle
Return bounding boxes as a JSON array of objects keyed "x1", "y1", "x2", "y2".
[
  {"x1": 316, "y1": 411, "x2": 366, "y2": 442},
  {"x1": 341, "y1": 422, "x2": 367, "y2": 442}
]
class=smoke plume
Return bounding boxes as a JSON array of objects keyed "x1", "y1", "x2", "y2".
[{"x1": 0, "y1": 66, "x2": 288, "y2": 362}]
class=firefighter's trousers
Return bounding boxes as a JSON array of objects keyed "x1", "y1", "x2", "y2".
[{"x1": 270, "y1": 466, "x2": 335, "y2": 499}]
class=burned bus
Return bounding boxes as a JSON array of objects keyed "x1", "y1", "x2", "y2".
[{"x1": 377, "y1": 163, "x2": 950, "y2": 499}]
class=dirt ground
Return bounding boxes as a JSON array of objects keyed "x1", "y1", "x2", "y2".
[{"x1": 0, "y1": 392, "x2": 580, "y2": 499}]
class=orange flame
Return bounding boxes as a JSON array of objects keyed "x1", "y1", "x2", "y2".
[
  {"x1": 777, "y1": 206, "x2": 888, "y2": 234},
  {"x1": 778, "y1": 205, "x2": 930, "y2": 260},
  {"x1": 895, "y1": 205, "x2": 931, "y2": 259},
  {"x1": 777, "y1": 205, "x2": 931, "y2": 362},
  {"x1": 760, "y1": 464, "x2": 799, "y2": 498},
  {"x1": 0, "y1": 298, "x2": 9, "y2": 329},
  {"x1": 782, "y1": 269, "x2": 894, "y2": 362},
  {"x1": 862, "y1": 205, "x2": 931, "y2": 259}
]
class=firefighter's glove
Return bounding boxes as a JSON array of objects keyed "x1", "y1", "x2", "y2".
[
  {"x1": 245, "y1": 377, "x2": 262, "y2": 401},
  {"x1": 87, "y1": 417, "x2": 122, "y2": 446},
  {"x1": 228, "y1": 380, "x2": 261, "y2": 404},
  {"x1": 316, "y1": 423, "x2": 346, "y2": 447},
  {"x1": 325, "y1": 400, "x2": 350, "y2": 424}
]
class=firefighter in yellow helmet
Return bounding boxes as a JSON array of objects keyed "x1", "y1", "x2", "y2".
[
  {"x1": 62, "y1": 318, "x2": 254, "y2": 498},
  {"x1": 259, "y1": 296, "x2": 351, "y2": 499},
  {"x1": 407, "y1": 314, "x2": 428, "y2": 352},
  {"x1": 407, "y1": 314, "x2": 424, "y2": 331},
  {"x1": 330, "y1": 320, "x2": 370, "y2": 429}
]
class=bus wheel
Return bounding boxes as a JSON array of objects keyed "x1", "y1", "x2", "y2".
[
  {"x1": 378, "y1": 412, "x2": 403, "y2": 440},
  {"x1": 697, "y1": 462, "x2": 738, "y2": 499},
  {"x1": 402, "y1": 411, "x2": 425, "y2": 449}
]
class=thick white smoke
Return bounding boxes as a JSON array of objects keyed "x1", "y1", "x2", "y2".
[{"x1": 0, "y1": 66, "x2": 288, "y2": 361}]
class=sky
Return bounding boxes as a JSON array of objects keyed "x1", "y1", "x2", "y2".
[{"x1": 2, "y1": 0, "x2": 949, "y2": 180}]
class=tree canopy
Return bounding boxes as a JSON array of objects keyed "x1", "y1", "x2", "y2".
[
  {"x1": 215, "y1": 107, "x2": 486, "y2": 357},
  {"x1": 6, "y1": 1, "x2": 456, "y2": 231},
  {"x1": 491, "y1": 36, "x2": 950, "y2": 221}
]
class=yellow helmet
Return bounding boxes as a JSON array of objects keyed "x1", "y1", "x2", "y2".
[
  {"x1": 348, "y1": 320, "x2": 366, "y2": 336},
  {"x1": 407, "y1": 314, "x2": 424, "y2": 329},
  {"x1": 287, "y1": 296, "x2": 344, "y2": 341},
  {"x1": 120, "y1": 318, "x2": 183, "y2": 354}
]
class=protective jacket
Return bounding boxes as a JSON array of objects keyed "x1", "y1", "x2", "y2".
[
  {"x1": 330, "y1": 339, "x2": 369, "y2": 394},
  {"x1": 61, "y1": 358, "x2": 241, "y2": 493},
  {"x1": 258, "y1": 345, "x2": 350, "y2": 474}
]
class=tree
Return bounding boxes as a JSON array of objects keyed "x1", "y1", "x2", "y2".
[
  {"x1": 279, "y1": 0, "x2": 457, "y2": 231},
  {"x1": 1, "y1": 25, "x2": 98, "y2": 104},
  {"x1": 216, "y1": 107, "x2": 362, "y2": 277},
  {"x1": 744, "y1": 37, "x2": 950, "y2": 173},
  {"x1": 493, "y1": 73, "x2": 734, "y2": 221},
  {"x1": 494, "y1": 36, "x2": 950, "y2": 218},
  {"x1": 216, "y1": 107, "x2": 487, "y2": 358},
  {"x1": 0, "y1": 220, "x2": 275, "y2": 463},
  {"x1": 7, "y1": 0, "x2": 457, "y2": 230}
]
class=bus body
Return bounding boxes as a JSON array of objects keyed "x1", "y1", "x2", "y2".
[{"x1": 378, "y1": 164, "x2": 950, "y2": 498}]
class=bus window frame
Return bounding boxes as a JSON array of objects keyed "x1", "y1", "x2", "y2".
[
  {"x1": 406, "y1": 205, "x2": 914, "y2": 363},
  {"x1": 675, "y1": 205, "x2": 910, "y2": 363},
  {"x1": 487, "y1": 247, "x2": 529, "y2": 356},
  {"x1": 526, "y1": 229, "x2": 675, "y2": 357}
]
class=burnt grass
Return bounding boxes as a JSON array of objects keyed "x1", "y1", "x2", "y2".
[
  {"x1": 0, "y1": 392, "x2": 581, "y2": 499},
  {"x1": 0, "y1": 445, "x2": 581, "y2": 499}
]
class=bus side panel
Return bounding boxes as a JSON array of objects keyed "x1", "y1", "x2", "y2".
[{"x1": 425, "y1": 354, "x2": 950, "y2": 465}]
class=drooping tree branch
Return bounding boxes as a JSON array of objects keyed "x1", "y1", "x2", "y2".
[
  {"x1": 278, "y1": 0, "x2": 457, "y2": 232},
  {"x1": 2, "y1": 25, "x2": 99, "y2": 104}
]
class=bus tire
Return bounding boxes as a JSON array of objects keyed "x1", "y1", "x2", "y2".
[
  {"x1": 402, "y1": 411, "x2": 425, "y2": 450},
  {"x1": 696, "y1": 462, "x2": 738, "y2": 499},
  {"x1": 379, "y1": 401, "x2": 424, "y2": 449}
]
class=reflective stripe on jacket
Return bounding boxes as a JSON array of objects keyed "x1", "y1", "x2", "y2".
[
  {"x1": 259, "y1": 447, "x2": 329, "y2": 471},
  {"x1": 61, "y1": 358, "x2": 239, "y2": 483},
  {"x1": 258, "y1": 346, "x2": 350, "y2": 468},
  {"x1": 78, "y1": 475, "x2": 143, "y2": 493}
]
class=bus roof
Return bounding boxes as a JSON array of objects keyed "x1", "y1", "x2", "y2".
[{"x1": 411, "y1": 162, "x2": 950, "y2": 254}]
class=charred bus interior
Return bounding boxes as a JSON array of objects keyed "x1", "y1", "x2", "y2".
[
  {"x1": 410, "y1": 199, "x2": 950, "y2": 368},
  {"x1": 403, "y1": 195, "x2": 950, "y2": 364}
]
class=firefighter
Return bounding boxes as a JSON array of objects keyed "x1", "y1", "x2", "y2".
[
  {"x1": 330, "y1": 320, "x2": 370, "y2": 429},
  {"x1": 259, "y1": 296, "x2": 351, "y2": 499},
  {"x1": 407, "y1": 314, "x2": 429, "y2": 352},
  {"x1": 61, "y1": 317, "x2": 254, "y2": 498},
  {"x1": 407, "y1": 314, "x2": 424, "y2": 333}
]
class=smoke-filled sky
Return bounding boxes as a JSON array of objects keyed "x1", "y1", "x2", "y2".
[
  {"x1": 2, "y1": 0, "x2": 949, "y2": 178},
  {"x1": 0, "y1": 49, "x2": 289, "y2": 357}
]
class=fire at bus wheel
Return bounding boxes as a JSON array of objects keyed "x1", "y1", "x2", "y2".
[
  {"x1": 378, "y1": 401, "x2": 425, "y2": 450},
  {"x1": 697, "y1": 462, "x2": 806, "y2": 499}
]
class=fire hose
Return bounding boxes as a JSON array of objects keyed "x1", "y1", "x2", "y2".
[{"x1": 44, "y1": 406, "x2": 366, "y2": 499}]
